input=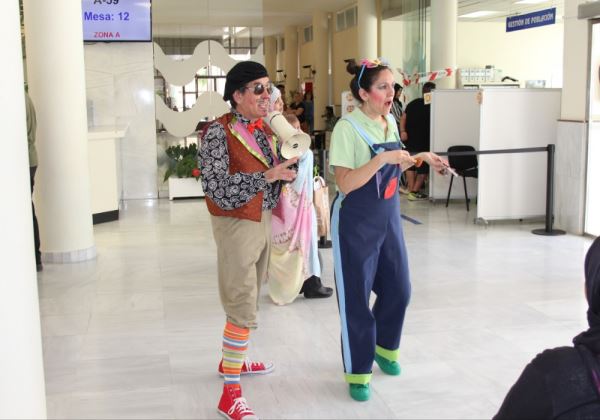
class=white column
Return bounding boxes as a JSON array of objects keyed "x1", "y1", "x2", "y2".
[
  {"x1": 264, "y1": 36, "x2": 277, "y2": 82},
  {"x1": 554, "y1": 0, "x2": 591, "y2": 234},
  {"x1": 0, "y1": 1, "x2": 47, "y2": 419},
  {"x1": 431, "y1": 0, "x2": 457, "y2": 89},
  {"x1": 357, "y1": 0, "x2": 378, "y2": 60},
  {"x1": 24, "y1": 0, "x2": 96, "y2": 262},
  {"x1": 313, "y1": 10, "x2": 329, "y2": 131},
  {"x1": 284, "y1": 26, "x2": 299, "y2": 93}
]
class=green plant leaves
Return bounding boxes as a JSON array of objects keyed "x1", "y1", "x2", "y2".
[{"x1": 163, "y1": 143, "x2": 200, "y2": 182}]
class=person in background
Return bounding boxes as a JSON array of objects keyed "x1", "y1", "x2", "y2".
[
  {"x1": 329, "y1": 58, "x2": 449, "y2": 402},
  {"x1": 391, "y1": 83, "x2": 409, "y2": 194},
  {"x1": 289, "y1": 91, "x2": 307, "y2": 133},
  {"x1": 323, "y1": 105, "x2": 339, "y2": 132},
  {"x1": 269, "y1": 86, "x2": 285, "y2": 114},
  {"x1": 390, "y1": 83, "x2": 404, "y2": 128},
  {"x1": 198, "y1": 61, "x2": 298, "y2": 420},
  {"x1": 276, "y1": 83, "x2": 287, "y2": 111},
  {"x1": 25, "y1": 90, "x2": 42, "y2": 272},
  {"x1": 400, "y1": 81, "x2": 436, "y2": 201},
  {"x1": 285, "y1": 113, "x2": 332, "y2": 299},
  {"x1": 303, "y1": 91, "x2": 314, "y2": 134},
  {"x1": 494, "y1": 236, "x2": 600, "y2": 419},
  {"x1": 266, "y1": 87, "x2": 332, "y2": 302}
]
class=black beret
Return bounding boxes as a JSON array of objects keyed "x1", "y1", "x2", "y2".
[{"x1": 223, "y1": 61, "x2": 269, "y2": 102}]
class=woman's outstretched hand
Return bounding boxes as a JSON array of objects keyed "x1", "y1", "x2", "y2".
[
  {"x1": 264, "y1": 157, "x2": 299, "y2": 183},
  {"x1": 414, "y1": 152, "x2": 450, "y2": 174}
]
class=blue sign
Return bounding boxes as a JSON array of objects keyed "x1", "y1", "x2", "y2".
[{"x1": 506, "y1": 7, "x2": 556, "y2": 32}]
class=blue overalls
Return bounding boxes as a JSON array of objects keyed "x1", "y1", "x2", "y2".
[{"x1": 331, "y1": 114, "x2": 411, "y2": 385}]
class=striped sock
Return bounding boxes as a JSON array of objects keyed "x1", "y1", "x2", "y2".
[{"x1": 222, "y1": 321, "x2": 249, "y2": 389}]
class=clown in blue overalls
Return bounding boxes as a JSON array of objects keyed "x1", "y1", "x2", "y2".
[{"x1": 329, "y1": 58, "x2": 449, "y2": 402}]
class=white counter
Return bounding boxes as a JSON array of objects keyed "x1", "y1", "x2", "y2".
[{"x1": 88, "y1": 126, "x2": 127, "y2": 223}]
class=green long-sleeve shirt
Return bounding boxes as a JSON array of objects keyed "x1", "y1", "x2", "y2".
[{"x1": 25, "y1": 92, "x2": 38, "y2": 167}]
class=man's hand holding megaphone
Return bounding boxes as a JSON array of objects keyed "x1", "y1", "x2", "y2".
[
  {"x1": 266, "y1": 111, "x2": 311, "y2": 159},
  {"x1": 264, "y1": 157, "x2": 299, "y2": 183}
]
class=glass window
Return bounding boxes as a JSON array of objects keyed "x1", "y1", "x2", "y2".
[
  {"x1": 303, "y1": 26, "x2": 313, "y2": 43},
  {"x1": 345, "y1": 7, "x2": 357, "y2": 28},
  {"x1": 336, "y1": 11, "x2": 345, "y2": 31}
]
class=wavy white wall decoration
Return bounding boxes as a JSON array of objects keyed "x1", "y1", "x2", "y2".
[
  {"x1": 154, "y1": 40, "x2": 264, "y2": 137},
  {"x1": 250, "y1": 43, "x2": 264, "y2": 66},
  {"x1": 155, "y1": 91, "x2": 230, "y2": 138},
  {"x1": 209, "y1": 41, "x2": 238, "y2": 73},
  {"x1": 153, "y1": 41, "x2": 210, "y2": 86},
  {"x1": 154, "y1": 41, "x2": 265, "y2": 87}
]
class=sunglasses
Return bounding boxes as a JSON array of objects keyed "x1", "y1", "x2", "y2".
[{"x1": 241, "y1": 82, "x2": 273, "y2": 96}]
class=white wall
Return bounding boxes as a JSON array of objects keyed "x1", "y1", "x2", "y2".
[
  {"x1": 458, "y1": 22, "x2": 563, "y2": 88},
  {"x1": 382, "y1": 19, "x2": 564, "y2": 94},
  {"x1": 586, "y1": 24, "x2": 600, "y2": 236},
  {"x1": 85, "y1": 43, "x2": 158, "y2": 200}
]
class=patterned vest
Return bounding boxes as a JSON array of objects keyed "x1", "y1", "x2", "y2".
[{"x1": 204, "y1": 113, "x2": 277, "y2": 222}]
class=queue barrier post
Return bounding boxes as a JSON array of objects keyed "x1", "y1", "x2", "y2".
[{"x1": 438, "y1": 145, "x2": 565, "y2": 237}]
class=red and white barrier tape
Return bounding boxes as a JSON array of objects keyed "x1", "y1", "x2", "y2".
[{"x1": 398, "y1": 68, "x2": 454, "y2": 87}]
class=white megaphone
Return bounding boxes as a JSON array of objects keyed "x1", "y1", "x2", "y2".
[{"x1": 266, "y1": 111, "x2": 311, "y2": 159}]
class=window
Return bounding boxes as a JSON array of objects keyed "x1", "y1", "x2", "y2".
[
  {"x1": 336, "y1": 6, "x2": 357, "y2": 32},
  {"x1": 345, "y1": 7, "x2": 356, "y2": 28},
  {"x1": 336, "y1": 11, "x2": 345, "y2": 31},
  {"x1": 303, "y1": 25, "x2": 313, "y2": 43}
]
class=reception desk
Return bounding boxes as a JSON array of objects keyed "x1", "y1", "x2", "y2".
[{"x1": 88, "y1": 126, "x2": 126, "y2": 224}]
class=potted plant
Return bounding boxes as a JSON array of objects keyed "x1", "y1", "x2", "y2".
[{"x1": 163, "y1": 143, "x2": 205, "y2": 200}]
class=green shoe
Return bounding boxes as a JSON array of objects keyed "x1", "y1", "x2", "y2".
[
  {"x1": 375, "y1": 353, "x2": 401, "y2": 376},
  {"x1": 349, "y1": 383, "x2": 370, "y2": 401}
]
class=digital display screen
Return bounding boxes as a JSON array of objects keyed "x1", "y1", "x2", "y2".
[{"x1": 82, "y1": 0, "x2": 152, "y2": 42}]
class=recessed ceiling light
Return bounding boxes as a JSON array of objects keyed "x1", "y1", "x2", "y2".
[
  {"x1": 459, "y1": 11, "x2": 499, "y2": 18},
  {"x1": 514, "y1": 0, "x2": 546, "y2": 4}
]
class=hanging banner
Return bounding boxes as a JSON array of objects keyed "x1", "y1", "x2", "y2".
[
  {"x1": 506, "y1": 8, "x2": 556, "y2": 33},
  {"x1": 397, "y1": 68, "x2": 454, "y2": 87}
]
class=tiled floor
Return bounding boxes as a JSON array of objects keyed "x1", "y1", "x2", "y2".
[{"x1": 39, "y1": 197, "x2": 593, "y2": 419}]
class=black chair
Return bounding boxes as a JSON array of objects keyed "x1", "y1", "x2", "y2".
[{"x1": 445, "y1": 145, "x2": 478, "y2": 211}]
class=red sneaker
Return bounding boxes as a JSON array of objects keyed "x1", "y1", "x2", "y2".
[
  {"x1": 217, "y1": 386, "x2": 258, "y2": 420},
  {"x1": 218, "y1": 358, "x2": 274, "y2": 377}
]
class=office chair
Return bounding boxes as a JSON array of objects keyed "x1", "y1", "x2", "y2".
[{"x1": 445, "y1": 145, "x2": 478, "y2": 211}]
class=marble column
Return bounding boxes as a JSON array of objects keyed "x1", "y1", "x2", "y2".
[
  {"x1": 0, "y1": 1, "x2": 47, "y2": 418},
  {"x1": 431, "y1": 0, "x2": 457, "y2": 89},
  {"x1": 357, "y1": 0, "x2": 378, "y2": 60},
  {"x1": 24, "y1": 0, "x2": 96, "y2": 262},
  {"x1": 284, "y1": 26, "x2": 299, "y2": 93},
  {"x1": 312, "y1": 10, "x2": 329, "y2": 131}
]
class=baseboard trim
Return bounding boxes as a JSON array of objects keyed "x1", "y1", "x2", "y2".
[{"x1": 93, "y1": 210, "x2": 119, "y2": 225}]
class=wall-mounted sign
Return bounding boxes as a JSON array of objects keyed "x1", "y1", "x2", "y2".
[
  {"x1": 82, "y1": 0, "x2": 152, "y2": 42},
  {"x1": 506, "y1": 7, "x2": 555, "y2": 33}
]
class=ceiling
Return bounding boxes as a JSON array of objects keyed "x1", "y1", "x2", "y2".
[{"x1": 151, "y1": 0, "x2": 565, "y2": 39}]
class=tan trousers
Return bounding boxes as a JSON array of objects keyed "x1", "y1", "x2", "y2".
[{"x1": 210, "y1": 211, "x2": 272, "y2": 329}]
